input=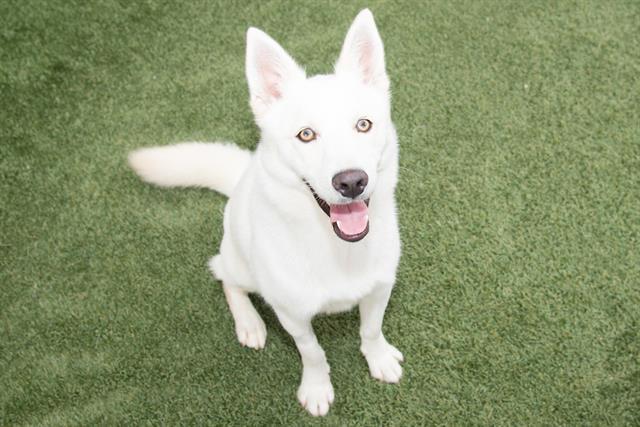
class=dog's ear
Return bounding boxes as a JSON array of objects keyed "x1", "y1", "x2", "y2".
[
  {"x1": 335, "y1": 9, "x2": 389, "y2": 92},
  {"x1": 246, "y1": 28, "x2": 305, "y2": 118}
]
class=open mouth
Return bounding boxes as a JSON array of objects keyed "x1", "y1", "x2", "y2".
[{"x1": 305, "y1": 182, "x2": 370, "y2": 242}]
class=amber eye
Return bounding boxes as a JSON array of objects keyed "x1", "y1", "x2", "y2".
[
  {"x1": 356, "y1": 118, "x2": 372, "y2": 133},
  {"x1": 296, "y1": 127, "x2": 316, "y2": 143}
]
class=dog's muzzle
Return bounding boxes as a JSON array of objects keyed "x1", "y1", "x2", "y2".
[{"x1": 304, "y1": 180, "x2": 370, "y2": 242}]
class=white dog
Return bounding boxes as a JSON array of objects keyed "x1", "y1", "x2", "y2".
[{"x1": 128, "y1": 9, "x2": 402, "y2": 416}]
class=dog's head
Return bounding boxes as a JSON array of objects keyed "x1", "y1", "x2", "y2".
[{"x1": 246, "y1": 9, "x2": 394, "y2": 242}]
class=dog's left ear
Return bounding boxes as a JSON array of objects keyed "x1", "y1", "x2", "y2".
[
  {"x1": 335, "y1": 9, "x2": 389, "y2": 92},
  {"x1": 246, "y1": 27, "x2": 306, "y2": 119}
]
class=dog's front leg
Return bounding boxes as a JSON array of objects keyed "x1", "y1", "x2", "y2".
[
  {"x1": 274, "y1": 309, "x2": 334, "y2": 416},
  {"x1": 359, "y1": 285, "x2": 404, "y2": 383}
]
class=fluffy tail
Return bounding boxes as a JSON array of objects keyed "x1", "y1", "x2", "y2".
[{"x1": 128, "y1": 142, "x2": 251, "y2": 197}]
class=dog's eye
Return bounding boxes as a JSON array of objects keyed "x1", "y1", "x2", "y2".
[
  {"x1": 296, "y1": 128, "x2": 316, "y2": 143},
  {"x1": 356, "y1": 118, "x2": 372, "y2": 133}
]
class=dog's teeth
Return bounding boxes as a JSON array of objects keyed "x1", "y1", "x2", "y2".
[{"x1": 336, "y1": 220, "x2": 343, "y2": 230}]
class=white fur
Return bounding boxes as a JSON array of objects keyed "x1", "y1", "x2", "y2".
[
  {"x1": 128, "y1": 142, "x2": 251, "y2": 196},
  {"x1": 129, "y1": 9, "x2": 402, "y2": 417}
]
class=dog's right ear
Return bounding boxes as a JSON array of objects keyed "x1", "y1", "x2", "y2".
[
  {"x1": 335, "y1": 9, "x2": 389, "y2": 93},
  {"x1": 246, "y1": 28, "x2": 306, "y2": 119}
]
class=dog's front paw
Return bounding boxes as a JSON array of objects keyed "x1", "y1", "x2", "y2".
[
  {"x1": 360, "y1": 335, "x2": 404, "y2": 383},
  {"x1": 297, "y1": 377, "x2": 334, "y2": 417}
]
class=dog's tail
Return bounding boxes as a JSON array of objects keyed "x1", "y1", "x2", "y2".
[{"x1": 128, "y1": 142, "x2": 251, "y2": 197}]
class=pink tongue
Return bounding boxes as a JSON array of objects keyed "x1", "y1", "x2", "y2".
[{"x1": 330, "y1": 201, "x2": 369, "y2": 235}]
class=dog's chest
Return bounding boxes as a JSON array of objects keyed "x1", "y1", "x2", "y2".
[
  {"x1": 320, "y1": 299, "x2": 361, "y2": 315},
  {"x1": 257, "y1": 229, "x2": 398, "y2": 315},
  {"x1": 316, "y1": 272, "x2": 387, "y2": 314},
  {"x1": 290, "y1": 239, "x2": 397, "y2": 313}
]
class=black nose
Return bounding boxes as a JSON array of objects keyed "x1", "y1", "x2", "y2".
[{"x1": 332, "y1": 169, "x2": 368, "y2": 199}]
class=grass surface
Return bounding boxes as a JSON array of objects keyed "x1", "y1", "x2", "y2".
[{"x1": 2, "y1": 0, "x2": 639, "y2": 424}]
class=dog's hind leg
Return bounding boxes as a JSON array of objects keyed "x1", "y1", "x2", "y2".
[
  {"x1": 223, "y1": 283, "x2": 267, "y2": 349},
  {"x1": 209, "y1": 255, "x2": 266, "y2": 350}
]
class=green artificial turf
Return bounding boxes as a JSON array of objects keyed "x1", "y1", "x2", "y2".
[{"x1": 2, "y1": 0, "x2": 639, "y2": 424}]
